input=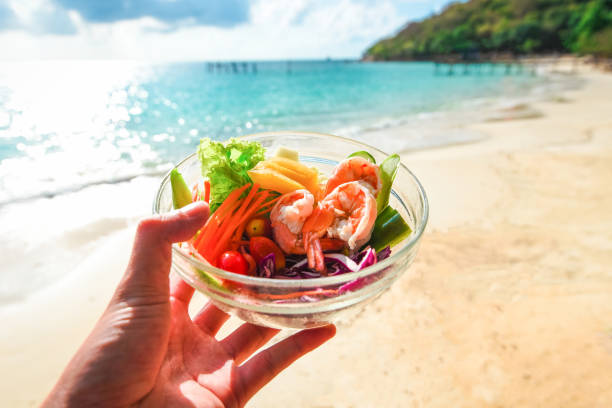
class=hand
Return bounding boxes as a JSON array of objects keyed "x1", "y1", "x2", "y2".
[{"x1": 43, "y1": 202, "x2": 335, "y2": 407}]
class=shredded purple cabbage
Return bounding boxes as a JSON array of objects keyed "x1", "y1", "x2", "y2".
[
  {"x1": 271, "y1": 245, "x2": 392, "y2": 279},
  {"x1": 377, "y1": 246, "x2": 392, "y2": 261},
  {"x1": 258, "y1": 253, "x2": 275, "y2": 278}
]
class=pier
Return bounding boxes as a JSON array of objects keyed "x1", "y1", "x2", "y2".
[{"x1": 206, "y1": 62, "x2": 258, "y2": 74}]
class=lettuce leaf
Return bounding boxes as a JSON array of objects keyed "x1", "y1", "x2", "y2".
[{"x1": 197, "y1": 138, "x2": 265, "y2": 212}]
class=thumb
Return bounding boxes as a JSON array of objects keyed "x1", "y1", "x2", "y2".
[{"x1": 116, "y1": 201, "x2": 209, "y2": 301}]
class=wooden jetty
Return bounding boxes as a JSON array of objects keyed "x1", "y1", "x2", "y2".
[{"x1": 206, "y1": 62, "x2": 258, "y2": 74}]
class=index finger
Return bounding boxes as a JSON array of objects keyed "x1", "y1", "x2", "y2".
[{"x1": 235, "y1": 325, "x2": 336, "y2": 405}]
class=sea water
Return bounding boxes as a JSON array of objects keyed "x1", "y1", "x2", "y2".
[{"x1": 0, "y1": 59, "x2": 574, "y2": 205}]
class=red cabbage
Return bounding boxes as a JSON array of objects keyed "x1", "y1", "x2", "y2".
[
  {"x1": 324, "y1": 253, "x2": 359, "y2": 272},
  {"x1": 258, "y1": 253, "x2": 275, "y2": 278},
  {"x1": 356, "y1": 247, "x2": 377, "y2": 270},
  {"x1": 338, "y1": 278, "x2": 366, "y2": 293},
  {"x1": 338, "y1": 246, "x2": 391, "y2": 293},
  {"x1": 269, "y1": 246, "x2": 392, "y2": 280},
  {"x1": 377, "y1": 246, "x2": 392, "y2": 261}
]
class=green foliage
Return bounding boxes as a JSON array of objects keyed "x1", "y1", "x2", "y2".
[{"x1": 365, "y1": 0, "x2": 612, "y2": 59}]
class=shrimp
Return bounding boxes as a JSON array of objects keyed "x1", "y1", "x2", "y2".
[
  {"x1": 325, "y1": 156, "x2": 382, "y2": 197},
  {"x1": 270, "y1": 189, "x2": 315, "y2": 254},
  {"x1": 271, "y1": 189, "x2": 345, "y2": 256},
  {"x1": 303, "y1": 181, "x2": 377, "y2": 273}
]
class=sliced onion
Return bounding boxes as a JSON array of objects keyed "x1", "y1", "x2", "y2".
[
  {"x1": 291, "y1": 258, "x2": 308, "y2": 269},
  {"x1": 299, "y1": 269, "x2": 322, "y2": 278},
  {"x1": 323, "y1": 253, "x2": 359, "y2": 272}
]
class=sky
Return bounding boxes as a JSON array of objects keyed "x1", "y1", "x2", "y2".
[{"x1": 0, "y1": 0, "x2": 455, "y2": 61}]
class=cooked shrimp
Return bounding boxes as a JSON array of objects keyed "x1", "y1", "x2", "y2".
[
  {"x1": 271, "y1": 189, "x2": 345, "y2": 256},
  {"x1": 270, "y1": 189, "x2": 315, "y2": 254},
  {"x1": 325, "y1": 156, "x2": 382, "y2": 197},
  {"x1": 302, "y1": 204, "x2": 336, "y2": 272},
  {"x1": 303, "y1": 181, "x2": 377, "y2": 273},
  {"x1": 323, "y1": 181, "x2": 377, "y2": 250}
]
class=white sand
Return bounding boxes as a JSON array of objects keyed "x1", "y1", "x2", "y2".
[{"x1": 1, "y1": 68, "x2": 612, "y2": 407}]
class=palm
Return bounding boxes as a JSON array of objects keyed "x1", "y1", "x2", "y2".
[
  {"x1": 43, "y1": 203, "x2": 334, "y2": 408},
  {"x1": 139, "y1": 293, "x2": 272, "y2": 408}
]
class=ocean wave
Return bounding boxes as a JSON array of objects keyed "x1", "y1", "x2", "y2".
[{"x1": 0, "y1": 167, "x2": 169, "y2": 207}]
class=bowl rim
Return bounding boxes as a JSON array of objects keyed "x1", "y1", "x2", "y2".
[{"x1": 153, "y1": 130, "x2": 429, "y2": 288}]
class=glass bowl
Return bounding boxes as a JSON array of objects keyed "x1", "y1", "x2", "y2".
[{"x1": 153, "y1": 131, "x2": 428, "y2": 329}]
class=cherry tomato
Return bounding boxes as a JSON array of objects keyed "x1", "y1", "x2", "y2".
[
  {"x1": 218, "y1": 250, "x2": 248, "y2": 275},
  {"x1": 249, "y1": 236, "x2": 286, "y2": 270},
  {"x1": 246, "y1": 218, "x2": 271, "y2": 238}
]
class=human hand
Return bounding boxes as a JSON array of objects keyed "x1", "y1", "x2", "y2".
[{"x1": 43, "y1": 202, "x2": 335, "y2": 407}]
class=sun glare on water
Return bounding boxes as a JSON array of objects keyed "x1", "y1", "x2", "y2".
[{"x1": 0, "y1": 60, "x2": 161, "y2": 204}]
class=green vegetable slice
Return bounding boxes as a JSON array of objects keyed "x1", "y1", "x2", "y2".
[
  {"x1": 368, "y1": 206, "x2": 412, "y2": 252},
  {"x1": 376, "y1": 154, "x2": 400, "y2": 213},
  {"x1": 196, "y1": 268, "x2": 227, "y2": 292},
  {"x1": 348, "y1": 150, "x2": 376, "y2": 163},
  {"x1": 170, "y1": 169, "x2": 193, "y2": 209}
]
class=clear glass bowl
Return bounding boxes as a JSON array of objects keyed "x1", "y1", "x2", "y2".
[{"x1": 153, "y1": 131, "x2": 428, "y2": 329}]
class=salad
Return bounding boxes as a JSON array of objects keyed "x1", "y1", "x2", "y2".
[{"x1": 170, "y1": 138, "x2": 411, "y2": 280}]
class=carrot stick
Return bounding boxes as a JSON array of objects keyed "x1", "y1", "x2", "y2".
[
  {"x1": 199, "y1": 202, "x2": 238, "y2": 254},
  {"x1": 232, "y1": 193, "x2": 269, "y2": 240},
  {"x1": 209, "y1": 185, "x2": 259, "y2": 261},
  {"x1": 196, "y1": 197, "x2": 243, "y2": 259},
  {"x1": 204, "y1": 180, "x2": 210, "y2": 202},
  {"x1": 254, "y1": 195, "x2": 281, "y2": 215},
  {"x1": 192, "y1": 228, "x2": 205, "y2": 248},
  {"x1": 197, "y1": 183, "x2": 249, "y2": 247},
  {"x1": 215, "y1": 183, "x2": 250, "y2": 219}
]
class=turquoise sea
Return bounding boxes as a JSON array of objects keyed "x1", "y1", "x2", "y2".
[{"x1": 0, "y1": 59, "x2": 570, "y2": 204}]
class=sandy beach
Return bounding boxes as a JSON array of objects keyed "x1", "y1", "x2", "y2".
[{"x1": 1, "y1": 66, "x2": 612, "y2": 407}]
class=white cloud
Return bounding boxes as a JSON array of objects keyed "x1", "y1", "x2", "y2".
[
  {"x1": 6, "y1": 0, "x2": 77, "y2": 34},
  {"x1": 0, "y1": 0, "x2": 422, "y2": 60}
]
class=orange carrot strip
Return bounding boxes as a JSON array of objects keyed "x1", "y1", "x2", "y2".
[
  {"x1": 232, "y1": 193, "x2": 269, "y2": 240},
  {"x1": 215, "y1": 184, "x2": 250, "y2": 219},
  {"x1": 198, "y1": 199, "x2": 239, "y2": 254},
  {"x1": 254, "y1": 194, "x2": 281, "y2": 215},
  {"x1": 209, "y1": 184, "x2": 259, "y2": 262},
  {"x1": 204, "y1": 180, "x2": 210, "y2": 202},
  {"x1": 198, "y1": 207, "x2": 234, "y2": 260},
  {"x1": 195, "y1": 185, "x2": 249, "y2": 259},
  {"x1": 232, "y1": 193, "x2": 268, "y2": 239},
  {"x1": 192, "y1": 228, "x2": 205, "y2": 248}
]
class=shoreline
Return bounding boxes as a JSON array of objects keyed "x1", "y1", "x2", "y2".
[
  {"x1": 1, "y1": 67, "x2": 612, "y2": 406},
  {"x1": 362, "y1": 53, "x2": 612, "y2": 72}
]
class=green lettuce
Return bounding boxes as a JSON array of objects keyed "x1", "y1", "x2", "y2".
[{"x1": 197, "y1": 138, "x2": 265, "y2": 212}]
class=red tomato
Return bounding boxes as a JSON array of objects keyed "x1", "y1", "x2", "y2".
[
  {"x1": 249, "y1": 236, "x2": 286, "y2": 270},
  {"x1": 218, "y1": 250, "x2": 248, "y2": 275}
]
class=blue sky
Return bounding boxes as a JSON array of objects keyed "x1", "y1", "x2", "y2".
[{"x1": 0, "y1": 0, "x2": 455, "y2": 60}]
